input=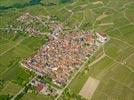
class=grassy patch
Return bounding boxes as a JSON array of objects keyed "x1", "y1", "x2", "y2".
[
  {"x1": 0, "y1": 81, "x2": 21, "y2": 96},
  {"x1": 21, "y1": 93, "x2": 52, "y2": 100}
]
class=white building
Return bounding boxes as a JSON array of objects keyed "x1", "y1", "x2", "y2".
[{"x1": 96, "y1": 32, "x2": 107, "y2": 43}]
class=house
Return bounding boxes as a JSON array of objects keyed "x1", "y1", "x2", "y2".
[
  {"x1": 96, "y1": 32, "x2": 107, "y2": 43},
  {"x1": 24, "y1": 32, "x2": 95, "y2": 85},
  {"x1": 36, "y1": 83, "x2": 44, "y2": 93},
  {"x1": 49, "y1": 23, "x2": 63, "y2": 35}
]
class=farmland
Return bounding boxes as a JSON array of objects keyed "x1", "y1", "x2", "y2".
[{"x1": 0, "y1": 0, "x2": 134, "y2": 100}]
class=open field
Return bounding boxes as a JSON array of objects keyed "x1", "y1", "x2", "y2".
[
  {"x1": 0, "y1": 32, "x2": 47, "y2": 98},
  {"x1": 79, "y1": 77, "x2": 100, "y2": 100},
  {"x1": 57, "y1": 0, "x2": 134, "y2": 100},
  {"x1": 0, "y1": 81, "x2": 22, "y2": 96},
  {"x1": 0, "y1": 0, "x2": 134, "y2": 100},
  {"x1": 21, "y1": 93, "x2": 52, "y2": 100}
]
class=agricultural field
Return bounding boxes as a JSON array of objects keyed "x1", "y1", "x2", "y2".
[{"x1": 0, "y1": 0, "x2": 134, "y2": 100}]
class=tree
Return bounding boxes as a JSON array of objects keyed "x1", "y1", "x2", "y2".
[
  {"x1": 60, "y1": 0, "x2": 73, "y2": 3},
  {"x1": 0, "y1": 80, "x2": 4, "y2": 86},
  {"x1": 0, "y1": 94, "x2": 13, "y2": 100}
]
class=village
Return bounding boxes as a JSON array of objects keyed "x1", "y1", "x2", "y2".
[
  {"x1": 1, "y1": 0, "x2": 133, "y2": 100},
  {"x1": 1, "y1": 13, "x2": 64, "y2": 36},
  {"x1": 4, "y1": 13, "x2": 108, "y2": 98},
  {"x1": 29, "y1": 77, "x2": 59, "y2": 97}
]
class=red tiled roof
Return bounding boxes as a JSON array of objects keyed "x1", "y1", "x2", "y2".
[{"x1": 36, "y1": 83, "x2": 44, "y2": 92}]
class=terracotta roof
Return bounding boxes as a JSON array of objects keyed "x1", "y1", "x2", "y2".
[{"x1": 36, "y1": 83, "x2": 44, "y2": 92}]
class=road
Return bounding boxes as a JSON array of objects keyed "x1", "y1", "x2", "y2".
[
  {"x1": 55, "y1": 53, "x2": 106, "y2": 100},
  {"x1": 87, "y1": 53, "x2": 105, "y2": 68},
  {"x1": 11, "y1": 76, "x2": 37, "y2": 100}
]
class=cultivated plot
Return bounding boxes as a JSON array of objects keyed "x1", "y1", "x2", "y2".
[{"x1": 79, "y1": 77, "x2": 100, "y2": 100}]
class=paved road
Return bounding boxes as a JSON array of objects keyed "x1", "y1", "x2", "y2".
[{"x1": 55, "y1": 53, "x2": 105, "y2": 100}]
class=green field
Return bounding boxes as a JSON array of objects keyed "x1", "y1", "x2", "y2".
[
  {"x1": 0, "y1": 81, "x2": 22, "y2": 96},
  {"x1": 21, "y1": 93, "x2": 52, "y2": 100},
  {"x1": 0, "y1": 0, "x2": 134, "y2": 100}
]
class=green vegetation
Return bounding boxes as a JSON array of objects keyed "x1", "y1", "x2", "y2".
[
  {"x1": 21, "y1": 93, "x2": 52, "y2": 100},
  {"x1": 0, "y1": 81, "x2": 21, "y2": 96},
  {"x1": 59, "y1": 88, "x2": 85, "y2": 100},
  {"x1": 0, "y1": 94, "x2": 12, "y2": 100},
  {"x1": 15, "y1": 84, "x2": 32, "y2": 100},
  {"x1": 0, "y1": 0, "x2": 134, "y2": 100},
  {"x1": 0, "y1": 5, "x2": 48, "y2": 98}
]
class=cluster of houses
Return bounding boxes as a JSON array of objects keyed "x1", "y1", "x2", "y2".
[
  {"x1": 3, "y1": 13, "x2": 64, "y2": 36},
  {"x1": 30, "y1": 77, "x2": 58, "y2": 96},
  {"x1": 23, "y1": 31, "x2": 107, "y2": 86},
  {"x1": 12, "y1": 12, "x2": 108, "y2": 96}
]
